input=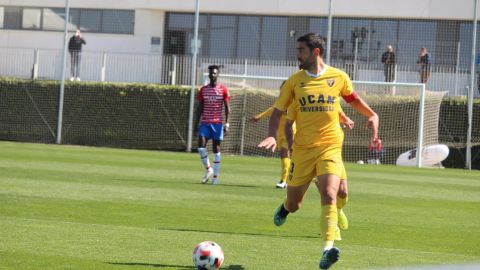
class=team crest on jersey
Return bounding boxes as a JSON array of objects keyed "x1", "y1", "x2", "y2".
[{"x1": 327, "y1": 79, "x2": 335, "y2": 87}]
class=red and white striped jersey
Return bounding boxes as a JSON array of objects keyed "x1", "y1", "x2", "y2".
[{"x1": 197, "y1": 83, "x2": 230, "y2": 124}]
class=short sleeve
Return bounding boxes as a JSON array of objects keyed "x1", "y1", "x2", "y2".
[
  {"x1": 285, "y1": 103, "x2": 297, "y2": 121},
  {"x1": 274, "y1": 78, "x2": 294, "y2": 111},
  {"x1": 197, "y1": 88, "x2": 204, "y2": 102},
  {"x1": 340, "y1": 72, "x2": 354, "y2": 98},
  {"x1": 223, "y1": 87, "x2": 230, "y2": 102}
]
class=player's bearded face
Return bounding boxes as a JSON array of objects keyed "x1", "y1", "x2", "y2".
[{"x1": 297, "y1": 43, "x2": 315, "y2": 70}]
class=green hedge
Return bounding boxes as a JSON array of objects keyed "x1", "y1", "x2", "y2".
[
  {"x1": 0, "y1": 78, "x2": 478, "y2": 169},
  {"x1": 0, "y1": 78, "x2": 191, "y2": 150}
]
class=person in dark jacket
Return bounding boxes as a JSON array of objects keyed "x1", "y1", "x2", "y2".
[
  {"x1": 68, "y1": 28, "x2": 86, "y2": 81},
  {"x1": 417, "y1": 47, "x2": 431, "y2": 83},
  {"x1": 381, "y1": 45, "x2": 396, "y2": 82}
]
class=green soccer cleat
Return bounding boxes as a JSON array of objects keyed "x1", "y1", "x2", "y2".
[
  {"x1": 338, "y1": 209, "x2": 349, "y2": 230},
  {"x1": 273, "y1": 204, "x2": 288, "y2": 226},
  {"x1": 319, "y1": 247, "x2": 340, "y2": 269},
  {"x1": 334, "y1": 226, "x2": 342, "y2": 241}
]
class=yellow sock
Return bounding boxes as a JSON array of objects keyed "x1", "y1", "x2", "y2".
[
  {"x1": 280, "y1": 157, "x2": 290, "y2": 182},
  {"x1": 336, "y1": 194, "x2": 348, "y2": 210},
  {"x1": 321, "y1": 204, "x2": 338, "y2": 248}
]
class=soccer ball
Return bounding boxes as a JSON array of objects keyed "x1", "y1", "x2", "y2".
[{"x1": 192, "y1": 241, "x2": 224, "y2": 270}]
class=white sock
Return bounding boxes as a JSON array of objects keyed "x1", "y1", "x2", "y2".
[
  {"x1": 198, "y1": 148, "x2": 211, "y2": 170},
  {"x1": 212, "y1": 152, "x2": 221, "y2": 179}
]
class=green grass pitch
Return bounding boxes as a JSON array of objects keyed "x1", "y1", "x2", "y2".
[{"x1": 0, "y1": 141, "x2": 479, "y2": 269}]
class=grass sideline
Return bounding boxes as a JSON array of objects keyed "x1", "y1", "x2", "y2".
[{"x1": 0, "y1": 141, "x2": 479, "y2": 270}]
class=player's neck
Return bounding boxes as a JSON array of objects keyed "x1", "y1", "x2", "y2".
[
  {"x1": 305, "y1": 58, "x2": 326, "y2": 76},
  {"x1": 209, "y1": 82, "x2": 217, "y2": 87},
  {"x1": 304, "y1": 59, "x2": 327, "y2": 77}
]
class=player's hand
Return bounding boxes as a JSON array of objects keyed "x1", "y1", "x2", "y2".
[
  {"x1": 258, "y1": 136, "x2": 277, "y2": 152},
  {"x1": 248, "y1": 116, "x2": 259, "y2": 123},
  {"x1": 341, "y1": 116, "x2": 355, "y2": 130},
  {"x1": 224, "y1": 125, "x2": 229, "y2": 135}
]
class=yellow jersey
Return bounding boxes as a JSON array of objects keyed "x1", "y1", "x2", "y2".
[{"x1": 274, "y1": 66, "x2": 353, "y2": 148}]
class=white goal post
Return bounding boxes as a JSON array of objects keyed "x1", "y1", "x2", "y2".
[{"x1": 199, "y1": 73, "x2": 445, "y2": 168}]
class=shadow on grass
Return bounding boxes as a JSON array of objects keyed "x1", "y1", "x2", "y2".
[
  {"x1": 159, "y1": 227, "x2": 318, "y2": 239},
  {"x1": 111, "y1": 178, "x2": 258, "y2": 188},
  {"x1": 106, "y1": 262, "x2": 245, "y2": 269},
  {"x1": 193, "y1": 182, "x2": 258, "y2": 188}
]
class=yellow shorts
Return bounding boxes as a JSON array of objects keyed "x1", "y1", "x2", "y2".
[{"x1": 287, "y1": 144, "x2": 345, "y2": 187}]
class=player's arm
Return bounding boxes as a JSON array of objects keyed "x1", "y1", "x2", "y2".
[
  {"x1": 223, "y1": 99, "x2": 231, "y2": 134},
  {"x1": 339, "y1": 109, "x2": 354, "y2": 130},
  {"x1": 285, "y1": 119, "x2": 294, "y2": 153},
  {"x1": 344, "y1": 93, "x2": 379, "y2": 139},
  {"x1": 195, "y1": 88, "x2": 204, "y2": 126},
  {"x1": 222, "y1": 87, "x2": 231, "y2": 134},
  {"x1": 249, "y1": 107, "x2": 274, "y2": 123}
]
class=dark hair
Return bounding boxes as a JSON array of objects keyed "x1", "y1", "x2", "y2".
[
  {"x1": 208, "y1": 65, "x2": 221, "y2": 71},
  {"x1": 297, "y1": 33, "x2": 325, "y2": 57}
]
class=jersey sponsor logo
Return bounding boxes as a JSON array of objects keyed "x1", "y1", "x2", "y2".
[
  {"x1": 327, "y1": 79, "x2": 335, "y2": 87},
  {"x1": 298, "y1": 94, "x2": 335, "y2": 113},
  {"x1": 298, "y1": 94, "x2": 335, "y2": 106}
]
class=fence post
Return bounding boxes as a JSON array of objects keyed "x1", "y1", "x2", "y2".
[
  {"x1": 171, "y1": 54, "x2": 177, "y2": 85},
  {"x1": 242, "y1": 59, "x2": 248, "y2": 89},
  {"x1": 239, "y1": 89, "x2": 248, "y2": 156},
  {"x1": 101, "y1": 52, "x2": 107, "y2": 82},
  {"x1": 454, "y1": 42, "x2": 461, "y2": 95},
  {"x1": 353, "y1": 37, "x2": 359, "y2": 80},
  {"x1": 32, "y1": 48, "x2": 39, "y2": 80}
]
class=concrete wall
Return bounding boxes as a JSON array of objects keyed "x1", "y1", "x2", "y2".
[
  {"x1": 1, "y1": 0, "x2": 478, "y2": 19},
  {"x1": 0, "y1": 0, "x2": 478, "y2": 55}
]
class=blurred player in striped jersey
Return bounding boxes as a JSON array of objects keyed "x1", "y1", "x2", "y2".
[{"x1": 196, "y1": 65, "x2": 231, "y2": 185}]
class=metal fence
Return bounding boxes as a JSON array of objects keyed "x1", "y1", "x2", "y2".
[{"x1": 0, "y1": 46, "x2": 478, "y2": 97}]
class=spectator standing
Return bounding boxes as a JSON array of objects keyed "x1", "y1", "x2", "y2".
[
  {"x1": 68, "y1": 28, "x2": 86, "y2": 81},
  {"x1": 417, "y1": 47, "x2": 431, "y2": 83},
  {"x1": 381, "y1": 45, "x2": 396, "y2": 82}
]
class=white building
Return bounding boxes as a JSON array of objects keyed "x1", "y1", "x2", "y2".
[{"x1": 0, "y1": 0, "x2": 479, "y2": 94}]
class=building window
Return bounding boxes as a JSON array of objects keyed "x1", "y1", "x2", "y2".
[
  {"x1": 22, "y1": 8, "x2": 42, "y2": 29},
  {"x1": 102, "y1": 10, "x2": 135, "y2": 34},
  {"x1": 79, "y1": 9, "x2": 101, "y2": 32},
  {"x1": 0, "y1": 7, "x2": 4, "y2": 28},
  {"x1": 237, "y1": 16, "x2": 261, "y2": 59},
  {"x1": 2, "y1": 6, "x2": 134, "y2": 34},
  {"x1": 4, "y1": 6, "x2": 21, "y2": 29}
]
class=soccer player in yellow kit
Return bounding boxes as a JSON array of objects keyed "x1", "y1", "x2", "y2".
[
  {"x1": 285, "y1": 107, "x2": 353, "y2": 241},
  {"x1": 258, "y1": 33, "x2": 379, "y2": 269},
  {"x1": 250, "y1": 106, "x2": 295, "y2": 188}
]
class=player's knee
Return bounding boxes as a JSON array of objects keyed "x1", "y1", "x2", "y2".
[{"x1": 321, "y1": 188, "x2": 337, "y2": 205}]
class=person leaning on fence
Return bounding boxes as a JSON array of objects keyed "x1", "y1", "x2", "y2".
[
  {"x1": 68, "y1": 28, "x2": 86, "y2": 82},
  {"x1": 381, "y1": 45, "x2": 395, "y2": 82},
  {"x1": 417, "y1": 47, "x2": 431, "y2": 84}
]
